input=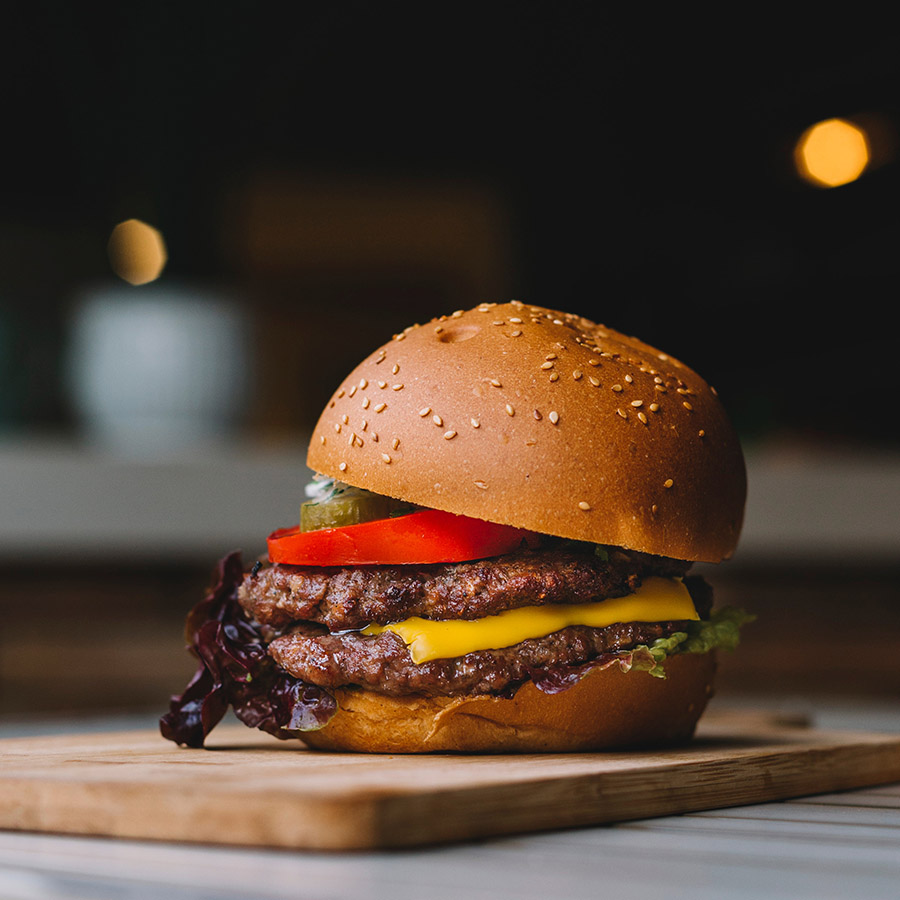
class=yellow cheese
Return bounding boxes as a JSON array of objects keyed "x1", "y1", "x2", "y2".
[{"x1": 362, "y1": 576, "x2": 697, "y2": 664}]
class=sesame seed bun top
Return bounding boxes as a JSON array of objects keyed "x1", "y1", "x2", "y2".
[{"x1": 306, "y1": 301, "x2": 746, "y2": 562}]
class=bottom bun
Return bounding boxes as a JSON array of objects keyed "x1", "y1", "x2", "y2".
[{"x1": 300, "y1": 651, "x2": 717, "y2": 754}]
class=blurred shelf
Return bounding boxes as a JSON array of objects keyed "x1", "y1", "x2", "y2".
[
  {"x1": 0, "y1": 435, "x2": 314, "y2": 563},
  {"x1": 1, "y1": 434, "x2": 899, "y2": 565}
]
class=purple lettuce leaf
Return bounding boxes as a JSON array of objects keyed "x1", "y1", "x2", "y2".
[
  {"x1": 160, "y1": 551, "x2": 336, "y2": 748},
  {"x1": 529, "y1": 647, "x2": 660, "y2": 695}
]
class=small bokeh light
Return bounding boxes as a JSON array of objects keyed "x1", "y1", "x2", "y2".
[
  {"x1": 795, "y1": 118, "x2": 870, "y2": 188},
  {"x1": 107, "y1": 219, "x2": 168, "y2": 285}
]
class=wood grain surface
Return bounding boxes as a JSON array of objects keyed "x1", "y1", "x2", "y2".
[{"x1": 2, "y1": 711, "x2": 900, "y2": 851}]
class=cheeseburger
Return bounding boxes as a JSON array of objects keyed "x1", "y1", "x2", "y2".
[{"x1": 161, "y1": 301, "x2": 750, "y2": 753}]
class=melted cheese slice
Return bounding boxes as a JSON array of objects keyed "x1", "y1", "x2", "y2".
[{"x1": 362, "y1": 576, "x2": 697, "y2": 664}]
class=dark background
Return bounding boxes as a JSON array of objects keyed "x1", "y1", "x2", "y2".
[
  {"x1": 1, "y1": 5, "x2": 898, "y2": 719},
  {"x1": 1, "y1": 4, "x2": 898, "y2": 447}
]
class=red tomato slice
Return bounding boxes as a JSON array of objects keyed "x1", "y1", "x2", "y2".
[{"x1": 267, "y1": 508, "x2": 538, "y2": 566}]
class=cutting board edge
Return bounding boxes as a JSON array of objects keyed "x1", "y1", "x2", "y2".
[
  {"x1": 2, "y1": 725, "x2": 900, "y2": 851},
  {"x1": 365, "y1": 733, "x2": 900, "y2": 848}
]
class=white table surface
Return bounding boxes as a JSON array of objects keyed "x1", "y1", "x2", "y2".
[{"x1": 2, "y1": 697, "x2": 899, "y2": 900}]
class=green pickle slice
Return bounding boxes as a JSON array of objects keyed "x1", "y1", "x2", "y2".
[{"x1": 300, "y1": 480, "x2": 417, "y2": 532}]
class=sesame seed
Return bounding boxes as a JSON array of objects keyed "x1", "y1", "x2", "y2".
[
  {"x1": 654, "y1": 384, "x2": 666, "y2": 392},
  {"x1": 474, "y1": 480, "x2": 488, "y2": 490},
  {"x1": 359, "y1": 378, "x2": 368, "y2": 389},
  {"x1": 548, "y1": 410, "x2": 559, "y2": 424},
  {"x1": 625, "y1": 374, "x2": 633, "y2": 383},
  {"x1": 349, "y1": 433, "x2": 357, "y2": 446},
  {"x1": 392, "y1": 438, "x2": 400, "y2": 450},
  {"x1": 588, "y1": 358, "x2": 600, "y2": 366},
  {"x1": 545, "y1": 353, "x2": 557, "y2": 360},
  {"x1": 549, "y1": 372, "x2": 559, "y2": 382},
  {"x1": 553, "y1": 318, "x2": 563, "y2": 325},
  {"x1": 433, "y1": 414, "x2": 443, "y2": 426},
  {"x1": 698, "y1": 429, "x2": 706, "y2": 437},
  {"x1": 578, "y1": 501, "x2": 591, "y2": 511},
  {"x1": 612, "y1": 384, "x2": 623, "y2": 392},
  {"x1": 378, "y1": 381, "x2": 387, "y2": 389},
  {"x1": 638, "y1": 411, "x2": 648, "y2": 424},
  {"x1": 654, "y1": 376, "x2": 664, "y2": 384},
  {"x1": 339, "y1": 462, "x2": 347, "y2": 472},
  {"x1": 394, "y1": 332, "x2": 406, "y2": 341},
  {"x1": 649, "y1": 403, "x2": 660, "y2": 412},
  {"x1": 337, "y1": 389, "x2": 346, "y2": 398},
  {"x1": 381, "y1": 453, "x2": 392, "y2": 464},
  {"x1": 392, "y1": 384, "x2": 404, "y2": 391},
  {"x1": 392, "y1": 364, "x2": 400, "y2": 375},
  {"x1": 334, "y1": 423, "x2": 342, "y2": 433},
  {"x1": 490, "y1": 378, "x2": 502, "y2": 387},
  {"x1": 505, "y1": 404, "x2": 515, "y2": 416},
  {"x1": 434, "y1": 326, "x2": 443, "y2": 333},
  {"x1": 664, "y1": 478, "x2": 674, "y2": 488},
  {"x1": 372, "y1": 433, "x2": 379, "y2": 442},
  {"x1": 320, "y1": 435, "x2": 326, "y2": 444},
  {"x1": 341, "y1": 415, "x2": 349, "y2": 425},
  {"x1": 493, "y1": 320, "x2": 505, "y2": 326},
  {"x1": 631, "y1": 400, "x2": 643, "y2": 407},
  {"x1": 348, "y1": 385, "x2": 357, "y2": 397},
  {"x1": 509, "y1": 316, "x2": 523, "y2": 324},
  {"x1": 683, "y1": 401, "x2": 693, "y2": 410},
  {"x1": 362, "y1": 397, "x2": 370, "y2": 409},
  {"x1": 573, "y1": 370, "x2": 583, "y2": 380},
  {"x1": 444, "y1": 430, "x2": 457, "y2": 440},
  {"x1": 651, "y1": 503, "x2": 658, "y2": 515},
  {"x1": 471, "y1": 418, "x2": 480, "y2": 428},
  {"x1": 588, "y1": 376, "x2": 600, "y2": 387},
  {"x1": 617, "y1": 408, "x2": 627, "y2": 419},
  {"x1": 533, "y1": 409, "x2": 543, "y2": 420},
  {"x1": 510, "y1": 330, "x2": 522, "y2": 337},
  {"x1": 419, "y1": 407, "x2": 431, "y2": 417},
  {"x1": 374, "y1": 403, "x2": 387, "y2": 412},
  {"x1": 452, "y1": 309, "x2": 464, "y2": 318},
  {"x1": 541, "y1": 361, "x2": 554, "y2": 370}
]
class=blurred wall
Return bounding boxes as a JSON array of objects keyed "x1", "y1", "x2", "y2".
[{"x1": 0, "y1": 5, "x2": 897, "y2": 449}]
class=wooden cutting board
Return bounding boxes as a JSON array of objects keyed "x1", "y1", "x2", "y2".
[{"x1": 2, "y1": 710, "x2": 900, "y2": 851}]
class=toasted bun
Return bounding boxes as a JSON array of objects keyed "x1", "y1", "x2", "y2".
[
  {"x1": 300, "y1": 651, "x2": 716, "y2": 753},
  {"x1": 307, "y1": 301, "x2": 745, "y2": 562}
]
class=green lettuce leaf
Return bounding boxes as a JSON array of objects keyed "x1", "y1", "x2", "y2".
[
  {"x1": 531, "y1": 606, "x2": 755, "y2": 693},
  {"x1": 633, "y1": 606, "x2": 756, "y2": 678}
]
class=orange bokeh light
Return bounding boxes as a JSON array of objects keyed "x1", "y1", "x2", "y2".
[
  {"x1": 108, "y1": 219, "x2": 168, "y2": 285},
  {"x1": 795, "y1": 118, "x2": 870, "y2": 188}
]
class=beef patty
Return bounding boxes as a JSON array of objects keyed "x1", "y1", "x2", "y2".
[
  {"x1": 267, "y1": 613, "x2": 701, "y2": 697},
  {"x1": 239, "y1": 544, "x2": 694, "y2": 632}
]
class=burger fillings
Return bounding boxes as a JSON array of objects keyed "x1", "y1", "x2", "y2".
[{"x1": 160, "y1": 301, "x2": 752, "y2": 753}]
